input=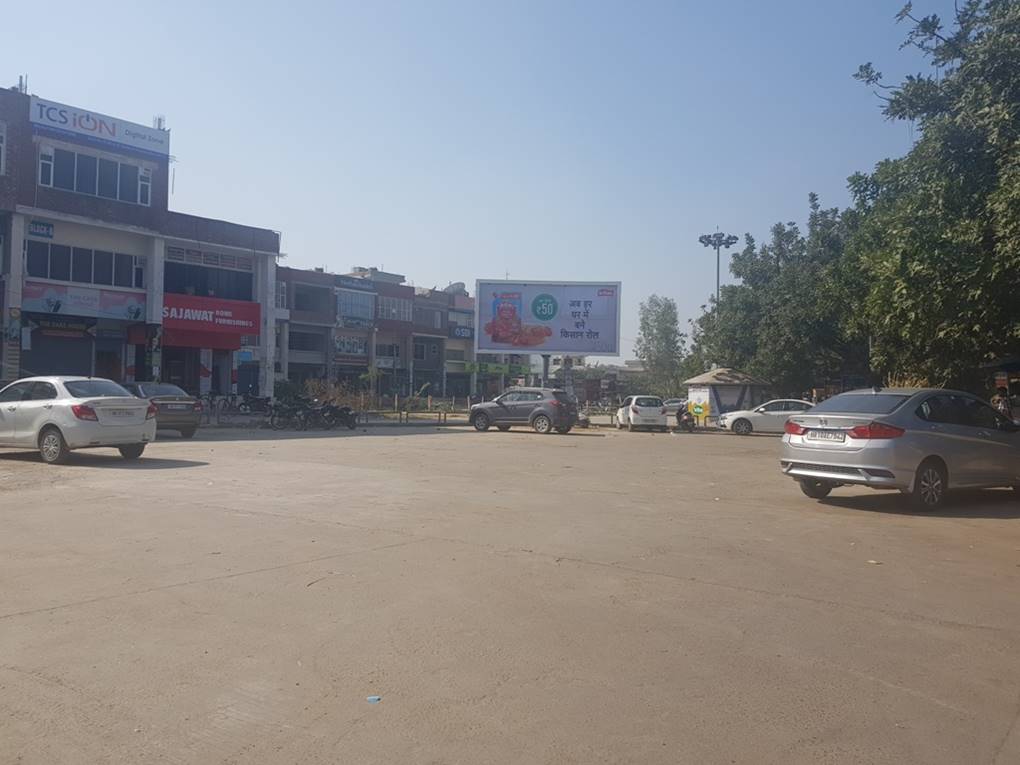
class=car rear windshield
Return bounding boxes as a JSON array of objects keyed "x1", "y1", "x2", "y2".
[
  {"x1": 810, "y1": 393, "x2": 909, "y2": 415},
  {"x1": 64, "y1": 380, "x2": 131, "y2": 398},
  {"x1": 635, "y1": 397, "x2": 663, "y2": 408},
  {"x1": 143, "y1": 384, "x2": 188, "y2": 397},
  {"x1": 552, "y1": 391, "x2": 575, "y2": 404}
]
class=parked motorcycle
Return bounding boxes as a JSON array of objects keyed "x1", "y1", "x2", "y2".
[
  {"x1": 677, "y1": 410, "x2": 696, "y2": 433},
  {"x1": 238, "y1": 392, "x2": 272, "y2": 414}
]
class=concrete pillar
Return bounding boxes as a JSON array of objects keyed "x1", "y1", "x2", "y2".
[
  {"x1": 146, "y1": 237, "x2": 165, "y2": 325},
  {"x1": 199, "y1": 348, "x2": 213, "y2": 395},
  {"x1": 278, "y1": 320, "x2": 290, "y2": 382},
  {"x1": 2, "y1": 213, "x2": 25, "y2": 380},
  {"x1": 258, "y1": 254, "x2": 277, "y2": 399}
]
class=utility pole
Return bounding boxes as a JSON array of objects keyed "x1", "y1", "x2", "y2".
[{"x1": 698, "y1": 230, "x2": 739, "y2": 309}]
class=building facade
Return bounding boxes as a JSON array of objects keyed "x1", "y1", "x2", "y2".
[{"x1": 0, "y1": 88, "x2": 279, "y2": 395}]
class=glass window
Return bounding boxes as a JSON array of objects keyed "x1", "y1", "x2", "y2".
[
  {"x1": 75, "y1": 154, "x2": 98, "y2": 195},
  {"x1": 377, "y1": 296, "x2": 412, "y2": 322},
  {"x1": 39, "y1": 149, "x2": 53, "y2": 186},
  {"x1": 337, "y1": 289, "x2": 375, "y2": 320},
  {"x1": 28, "y1": 382, "x2": 58, "y2": 401},
  {"x1": 98, "y1": 158, "x2": 119, "y2": 199},
  {"x1": 811, "y1": 393, "x2": 909, "y2": 415},
  {"x1": 64, "y1": 380, "x2": 130, "y2": 398},
  {"x1": 141, "y1": 383, "x2": 188, "y2": 397},
  {"x1": 118, "y1": 163, "x2": 138, "y2": 203},
  {"x1": 917, "y1": 395, "x2": 956, "y2": 424},
  {"x1": 72, "y1": 248, "x2": 93, "y2": 283},
  {"x1": 139, "y1": 168, "x2": 151, "y2": 206},
  {"x1": 26, "y1": 240, "x2": 49, "y2": 278},
  {"x1": 413, "y1": 342, "x2": 426, "y2": 361},
  {"x1": 48, "y1": 244, "x2": 71, "y2": 281},
  {"x1": 114, "y1": 253, "x2": 134, "y2": 287},
  {"x1": 93, "y1": 250, "x2": 114, "y2": 285},
  {"x1": 499, "y1": 392, "x2": 520, "y2": 403},
  {"x1": 635, "y1": 397, "x2": 664, "y2": 407},
  {"x1": 0, "y1": 381, "x2": 33, "y2": 403},
  {"x1": 760, "y1": 401, "x2": 785, "y2": 412},
  {"x1": 53, "y1": 149, "x2": 76, "y2": 190},
  {"x1": 0, "y1": 122, "x2": 6, "y2": 175},
  {"x1": 957, "y1": 397, "x2": 1005, "y2": 430}
]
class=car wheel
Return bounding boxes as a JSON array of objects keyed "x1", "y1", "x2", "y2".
[
  {"x1": 497, "y1": 425, "x2": 511, "y2": 432},
  {"x1": 119, "y1": 444, "x2": 146, "y2": 461},
  {"x1": 180, "y1": 428, "x2": 197, "y2": 439},
  {"x1": 615, "y1": 419, "x2": 623, "y2": 430},
  {"x1": 732, "y1": 418, "x2": 752, "y2": 436},
  {"x1": 911, "y1": 459, "x2": 947, "y2": 510},
  {"x1": 38, "y1": 427, "x2": 70, "y2": 465},
  {"x1": 799, "y1": 478, "x2": 833, "y2": 499},
  {"x1": 473, "y1": 413, "x2": 491, "y2": 432},
  {"x1": 555, "y1": 426, "x2": 571, "y2": 434},
  {"x1": 533, "y1": 414, "x2": 552, "y2": 434}
]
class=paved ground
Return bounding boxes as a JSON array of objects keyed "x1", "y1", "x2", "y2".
[{"x1": 2, "y1": 426, "x2": 1019, "y2": 764}]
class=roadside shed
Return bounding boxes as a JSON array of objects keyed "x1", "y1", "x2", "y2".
[{"x1": 683, "y1": 368, "x2": 771, "y2": 423}]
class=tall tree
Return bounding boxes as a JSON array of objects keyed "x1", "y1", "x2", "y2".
[
  {"x1": 635, "y1": 295, "x2": 686, "y2": 396},
  {"x1": 850, "y1": 0, "x2": 1020, "y2": 386}
]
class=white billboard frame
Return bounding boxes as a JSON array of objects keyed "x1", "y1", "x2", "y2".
[{"x1": 474, "y1": 279, "x2": 622, "y2": 357}]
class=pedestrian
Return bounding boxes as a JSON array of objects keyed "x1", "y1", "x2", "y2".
[{"x1": 991, "y1": 386, "x2": 1014, "y2": 421}]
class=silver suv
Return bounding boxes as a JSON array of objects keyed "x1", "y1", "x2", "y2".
[
  {"x1": 470, "y1": 388, "x2": 578, "y2": 434},
  {"x1": 781, "y1": 388, "x2": 1020, "y2": 509}
]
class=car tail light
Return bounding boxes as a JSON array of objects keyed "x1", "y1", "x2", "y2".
[
  {"x1": 146, "y1": 402, "x2": 158, "y2": 420},
  {"x1": 784, "y1": 421, "x2": 807, "y2": 435},
  {"x1": 193, "y1": 401, "x2": 203, "y2": 412},
  {"x1": 71, "y1": 404, "x2": 98, "y2": 421},
  {"x1": 631, "y1": 406, "x2": 640, "y2": 414},
  {"x1": 848, "y1": 421, "x2": 904, "y2": 439},
  {"x1": 550, "y1": 399, "x2": 563, "y2": 408}
]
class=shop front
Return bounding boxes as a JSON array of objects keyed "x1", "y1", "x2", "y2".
[
  {"x1": 333, "y1": 329, "x2": 370, "y2": 387},
  {"x1": 19, "y1": 281, "x2": 146, "y2": 380},
  {"x1": 157, "y1": 293, "x2": 261, "y2": 395}
]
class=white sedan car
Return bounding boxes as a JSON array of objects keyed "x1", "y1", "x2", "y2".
[
  {"x1": 616, "y1": 395, "x2": 669, "y2": 432},
  {"x1": 0, "y1": 376, "x2": 157, "y2": 464},
  {"x1": 718, "y1": 398, "x2": 814, "y2": 435}
]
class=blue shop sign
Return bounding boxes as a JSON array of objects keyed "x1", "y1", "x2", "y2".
[
  {"x1": 449, "y1": 325, "x2": 474, "y2": 340},
  {"x1": 335, "y1": 275, "x2": 375, "y2": 292},
  {"x1": 29, "y1": 220, "x2": 54, "y2": 238}
]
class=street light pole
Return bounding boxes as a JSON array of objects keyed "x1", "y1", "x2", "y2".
[{"x1": 698, "y1": 231, "x2": 739, "y2": 308}]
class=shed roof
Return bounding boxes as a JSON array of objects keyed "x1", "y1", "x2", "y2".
[{"x1": 683, "y1": 367, "x2": 770, "y2": 386}]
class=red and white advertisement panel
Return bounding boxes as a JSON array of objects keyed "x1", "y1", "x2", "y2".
[
  {"x1": 162, "y1": 294, "x2": 260, "y2": 334},
  {"x1": 22, "y1": 281, "x2": 146, "y2": 321}
]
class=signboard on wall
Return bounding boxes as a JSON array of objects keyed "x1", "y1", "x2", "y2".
[
  {"x1": 162, "y1": 294, "x2": 260, "y2": 334},
  {"x1": 22, "y1": 281, "x2": 145, "y2": 321},
  {"x1": 475, "y1": 281, "x2": 620, "y2": 355},
  {"x1": 30, "y1": 96, "x2": 170, "y2": 157}
]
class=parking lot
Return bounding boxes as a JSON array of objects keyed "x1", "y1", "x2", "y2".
[{"x1": 2, "y1": 426, "x2": 1020, "y2": 764}]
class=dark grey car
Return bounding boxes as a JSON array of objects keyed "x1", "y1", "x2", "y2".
[
  {"x1": 122, "y1": 382, "x2": 202, "y2": 438},
  {"x1": 470, "y1": 388, "x2": 578, "y2": 434}
]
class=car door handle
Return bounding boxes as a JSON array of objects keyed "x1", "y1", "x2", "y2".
[
  {"x1": 43, "y1": 404, "x2": 53, "y2": 409},
  {"x1": 5, "y1": 406, "x2": 15, "y2": 412}
]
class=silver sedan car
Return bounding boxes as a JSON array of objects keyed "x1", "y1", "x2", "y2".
[{"x1": 780, "y1": 388, "x2": 1020, "y2": 509}]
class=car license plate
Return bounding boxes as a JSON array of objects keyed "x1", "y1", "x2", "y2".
[
  {"x1": 165, "y1": 404, "x2": 190, "y2": 410},
  {"x1": 111, "y1": 409, "x2": 134, "y2": 417},
  {"x1": 807, "y1": 429, "x2": 845, "y2": 443}
]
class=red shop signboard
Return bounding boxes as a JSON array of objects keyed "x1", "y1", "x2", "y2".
[{"x1": 162, "y1": 294, "x2": 261, "y2": 334}]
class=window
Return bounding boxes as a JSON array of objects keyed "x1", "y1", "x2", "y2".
[
  {"x1": 48, "y1": 244, "x2": 71, "y2": 281},
  {"x1": 519, "y1": 392, "x2": 543, "y2": 402},
  {"x1": 139, "y1": 168, "x2": 151, "y2": 206},
  {"x1": 164, "y1": 262, "x2": 253, "y2": 301},
  {"x1": 28, "y1": 382, "x2": 58, "y2": 401},
  {"x1": 64, "y1": 380, "x2": 131, "y2": 398},
  {"x1": 53, "y1": 149, "x2": 76, "y2": 190},
  {"x1": 377, "y1": 296, "x2": 412, "y2": 322},
  {"x1": 635, "y1": 397, "x2": 664, "y2": 408},
  {"x1": 114, "y1": 253, "x2": 134, "y2": 287},
  {"x1": 334, "y1": 335, "x2": 368, "y2": 355},
  {"x1": 785, "y1": 401, "x2": 812, "y2": 412},
  {"x1": 39, "y1": 148, "x2": 54, "y2": 186},
  {"x1": 414, "y1": 342, "x2": 426, "y2": 361},
  {"x1": 26, "y1": 240, "x2": 49, "y2": 278},
  {"x1": 93, "y1": 250, "x2": 114, "y2": 284},
  {"x1": 811, "y1": 393, "x2": 909, "y2": 415},
  {"x1": 957, "y1": 397, "x2": 1007, "y2": 430},
  {"x1": 414, "y1": 306, "x2": 445, "y2": 330},
  {"x1": 38, "y1": 145, "x2": 151, "y2": 206},
  {"x1": 375, "y1": 343, "x2": 401, "y2": 358},
  {"x1": 118, "y1": 163, "x2": 138, "y2": 203},
  {"x1": 430, "y1": 344, "x2": 440, "y2": 357},
  {"x1": 337, "y1": 289, "x2": 375, "y2": 321},
  {"x1": 498, "y1": 392, "x2": 520, "y2": 403},
  {"x1": 72, "y1": 248, "x2": 93, "y2": 282},
  {"x1": 0, "y1": 382, "x2": 33, "y2": 403},
  {"x1": 276, "y1": 280, "x2": 288, "y2": 309},
  {"x1": 0, "y1": 121, "x2": 6, "y2": 176},
  {"x1": 294, "y1": 284, "x2": 331, "y2": 313},
  {"x1": 761, "y1": 401, "x2": 785, "y2": 412},
  {"x1": 98, "y1": 158, "x2": 119, "y2": 199},
  {"x1": 139, "y1": 383, "x2": 188, "y2": 397},
  {"x1": 75, "y1": 154, "x2": 98, "y2": 195},
  {"x1": 289, "y1": 331, "x2": 324, "y2": 352}
]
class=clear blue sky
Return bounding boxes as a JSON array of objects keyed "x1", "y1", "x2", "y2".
[{"x1": 2, "y1": 0, "x2": 952, "y2": 357}]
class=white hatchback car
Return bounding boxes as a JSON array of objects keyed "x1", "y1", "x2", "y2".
[
  {"x1": 718, "y1": 398, "x2": 814, "y2": 435},
  {"x1": 616, "y1": 395, "x2": 669, "y2": 432},
  {"x1": 0, "y1": 376, "x2": 157, "y2": 464}
]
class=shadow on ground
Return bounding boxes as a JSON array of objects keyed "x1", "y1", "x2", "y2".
[
  {"x1": 0, "y1": 450, "x2": 208, "y2": 469},
  {"x1": 820, "y1": 488, "x2": 1020, "y2": 519}
]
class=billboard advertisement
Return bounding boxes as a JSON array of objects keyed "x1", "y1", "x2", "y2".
[
  {"x1": 30, "y1": 96, "x2": 171, "y2": 157},
  {"x1": 475, "y1": 281, "x2": 620, "y2": 355},
  {"x1": 22, "y1": 281, "x2": 145, "y2": 322},
  {"x1": 162, "y1": 294, "x2": 260, "y2": 334}
]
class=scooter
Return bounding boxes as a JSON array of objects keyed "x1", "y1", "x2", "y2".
[{"x1": 677, "y1": 410, "x2": 696, "y2": 433}]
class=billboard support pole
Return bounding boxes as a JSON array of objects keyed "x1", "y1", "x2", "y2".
[{"x1": 542, "y1": 354, "x2": 550, "y2": 388}]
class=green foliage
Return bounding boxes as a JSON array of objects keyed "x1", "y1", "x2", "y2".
[
  {"x1": 848, "y1": 0, "x2": 1020, "y2": 386},
  {"x1": 634, "y1": 295, "x2": 687, "y2": 396}
]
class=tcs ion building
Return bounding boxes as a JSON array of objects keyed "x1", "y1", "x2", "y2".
[{"x1": 0, "y1": 87, "x2": 279, "y2": 396}]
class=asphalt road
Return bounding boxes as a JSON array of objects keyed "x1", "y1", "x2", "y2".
[{"x1": 2, "y1": 426, "x2": 1019, "y2": 764}]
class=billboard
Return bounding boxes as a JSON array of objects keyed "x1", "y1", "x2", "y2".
[
  {"x1": 22, "y1": 281, "x2": 145, "y2": 322},
  {"x1": 475, "y1": 281, "x2": 620, "y2": 355},
  {"x1": 30, "y1": 96, "x2": 171, "y2": 157},
  {"x1": 162, "y1": 294, "x2": 260, "y2": 334}
]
